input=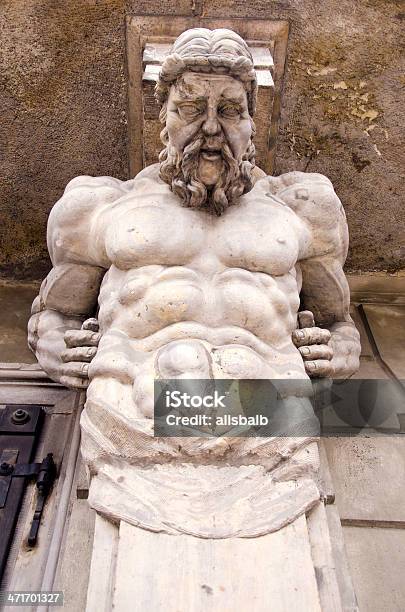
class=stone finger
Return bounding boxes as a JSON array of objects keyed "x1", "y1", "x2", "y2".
[
  {"x1": 292, "y1": 327, "x2": 331, "y2": 347},
  {"x1": 60, "y1": 375, "x2": 89, "y2": 389},
  {"x1": 299, "y1": 345, "x2": 333, "y2": 361},
  {"x1": 61, "y1": 346, "x2": 97, "y2": 363},
  {"x1": 298, "y1": 310, "x2": 315, "y2": 329},
  {"x1": 305, "y1": 360, "x2": 333, "y2": 378},
  {"x1": 64, "y1": 330, "x2": 101, "y2": 348},
  {"x1": 82, "y1": 318, "x2": 99, "y2": 332},
  {"x1": 61, "y1": 362, "x2": 90, "y2": 378}
]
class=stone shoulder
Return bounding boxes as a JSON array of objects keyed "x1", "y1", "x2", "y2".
[
  {"x1": 47, "y1": 175, "x2": 136, "y2": 267},
  {"x1": 263, "y1": 171, "x2": 348, "y2": 261}
]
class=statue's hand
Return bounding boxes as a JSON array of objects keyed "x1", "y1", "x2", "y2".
[
  {"x1": 60, "y1": 318, "x2": 101, "y2": 388},
  {"x1": 292, "y1": 311, "x2": 333, "y2": 378}
]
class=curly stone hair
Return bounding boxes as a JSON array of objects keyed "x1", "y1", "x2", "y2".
[{"x1": 155, "y1": 28, "x2": 258, "y2": 116}]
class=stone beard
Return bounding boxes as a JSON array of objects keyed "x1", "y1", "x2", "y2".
[{"x1": 158, "y1": 108, "x2": 256, "y2": 216}]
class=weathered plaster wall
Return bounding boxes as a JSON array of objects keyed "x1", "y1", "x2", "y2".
[
  {"x1": 0, "y1": 0, "x2": 404, "y2": 279},
  {"x1": 0, "y1": 0, "x2": 127, "y2": 279}
]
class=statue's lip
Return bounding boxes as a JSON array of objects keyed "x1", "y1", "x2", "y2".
[
  {"x1": 201, "y1": 148, "x2": 222, "y2": 159},
  {"x1": 201, "y1": 145, "x2": 222, "y2": 152}
]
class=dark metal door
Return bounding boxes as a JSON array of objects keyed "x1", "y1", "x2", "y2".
[{"x1": 0, "y1": 405, "x2": 43, "y2": 579}]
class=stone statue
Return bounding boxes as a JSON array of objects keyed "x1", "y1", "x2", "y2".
[{"x1": 28, "y1": 28, "x2": 360, "y2": 536}]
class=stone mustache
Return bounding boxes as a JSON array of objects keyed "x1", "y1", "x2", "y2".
[{"x1": 28, "y1": 28, "x2": 360, "y2": 535}]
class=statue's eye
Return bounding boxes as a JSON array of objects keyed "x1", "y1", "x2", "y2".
[
  {"x1": 218, "y1": 105, "x2": 240, "y2": 118},
  {"x1": 177, "y1": 103, "x2": 204, "y2": 120}
]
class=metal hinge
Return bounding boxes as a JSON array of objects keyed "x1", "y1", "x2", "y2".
[
  {"x1": 0, "y1": 452, "x2": 56, "y2": 545},
  {"x1": 0, "y1": 404, "x2": 53, "y2": 578}
]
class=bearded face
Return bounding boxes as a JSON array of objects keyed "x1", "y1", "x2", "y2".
[{"x1": 159, "y1": 72, "x2": 256, "y2": 216}]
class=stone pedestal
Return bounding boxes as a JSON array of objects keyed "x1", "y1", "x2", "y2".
[{"x1": 85, "y1": 500, "x2": 346, "y2": 612}]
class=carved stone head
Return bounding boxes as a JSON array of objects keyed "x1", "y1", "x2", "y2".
[{"x1": 156, "y1": 28, "x2": 258, "y2": 215}]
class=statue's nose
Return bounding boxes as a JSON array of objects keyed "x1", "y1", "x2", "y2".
[{"x1": 202, "y1": 111, "x2": 220, "y2": 136}]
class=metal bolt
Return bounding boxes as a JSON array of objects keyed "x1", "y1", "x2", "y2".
[
  {"x1": 11, "y1": 408, "x2": 30, "y2": 425},
  {"x1": 0, "y1": 462, "x2": 12, "y2": 475}
]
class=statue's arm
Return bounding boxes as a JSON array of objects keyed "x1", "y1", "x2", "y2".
[
  {"x1": 298, "y1": 253, "x2": 360, "y2": 378},
  {"x1": 296, "y1": 176, "x2": 360, "y2": 378},
  {"x1": 28, "y1": 174, "x2": 126, "y2": 386},
  {"x1": 28, "y1": 264, "x2": 105, "y2": 387},
  {"x1": 269, "y1": 171, "x2": 361, "y2": 378}
]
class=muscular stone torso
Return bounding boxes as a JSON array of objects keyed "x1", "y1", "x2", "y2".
[
  {"x1": 39, "y1": 165, "x2": 348, "y2": 455},
  {"x1": 85, "y1": 173, "x2": 313, "y2": 410}
]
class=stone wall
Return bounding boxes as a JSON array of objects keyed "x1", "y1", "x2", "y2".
[{"x1": 0, "y1": 0, "x2": 403, "y2": 279}]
